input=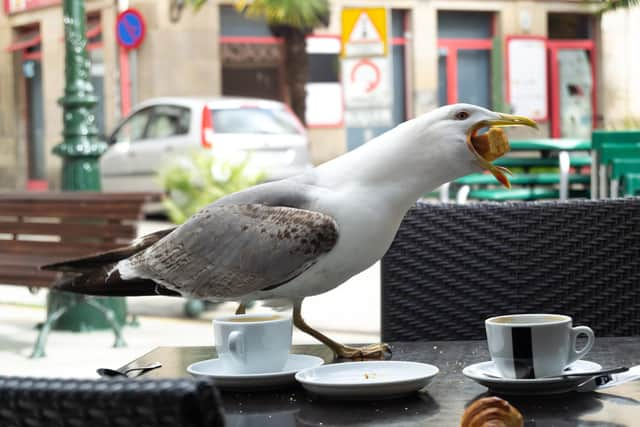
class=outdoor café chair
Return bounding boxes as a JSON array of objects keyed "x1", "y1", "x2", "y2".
[
  {"x1": 0, "y1": 376, "x2": 224, "y2": 427},
  {"x1": 381, "y1": 198, "x2": 640, "y2": 341}
]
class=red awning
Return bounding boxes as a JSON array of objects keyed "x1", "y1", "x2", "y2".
[
  {"x1": 5, "y1": 34, "x2": 41, "y2": 52},
  {"x1": 86, "y1": 23, "x2": 101, "y2": 39}
]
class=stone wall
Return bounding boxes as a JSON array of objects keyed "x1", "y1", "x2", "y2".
[{"x1": 601, "y1": 6, "x2": 640, "y2": 127}]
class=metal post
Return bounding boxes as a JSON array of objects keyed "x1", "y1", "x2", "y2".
[
  {"x1": 32, "y1": 0, "x2": 127, "y2": 355},
  {"x1": 53, "y1": 0, "x2": 107, "y2": 186}
]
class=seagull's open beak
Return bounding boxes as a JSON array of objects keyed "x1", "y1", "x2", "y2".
[{"x1": 466, "y1": 114, "x2": 538, "y2": 189}]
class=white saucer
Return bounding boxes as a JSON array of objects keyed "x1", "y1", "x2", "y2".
[
  {"x1": 295, "y1": 361, "x2": 439, "y2": 400},
  {"x1": 187, "y1": 354, "x2": 324, "y2": 390},
  {"x1": 463, "y1": 360, "x2": 603, "y2": 395}
]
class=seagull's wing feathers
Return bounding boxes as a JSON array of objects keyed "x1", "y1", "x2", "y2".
[{"x1": 129, "y1": 203, "x2": 338, "y2": 299}]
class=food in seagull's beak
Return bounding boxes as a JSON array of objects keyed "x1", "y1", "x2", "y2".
[
  {"x1": 466, "y1": 114, "x2": 538, "y2": 189},
  {"x1": 470, "y1": 128, "x2": 510, "y2": 162}
]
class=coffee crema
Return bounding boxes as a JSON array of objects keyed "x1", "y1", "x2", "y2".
[
  {"x1": 227, "y1": 315, "x2": 283, "y2": 323},
  {"x1": 492, "y1": 315, "x2": 566, "y2": 324}
]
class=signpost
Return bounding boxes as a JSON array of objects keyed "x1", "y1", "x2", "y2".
[
  {"x1": 342, "y1": 57, "x2": 392, "y2": 127},
  {"x1": 341, "y1": 7, "x2": 392, "y2": 141},
  {"x1": 341, "y1": 8, "x2": 388, "y2": 58},
  {"x1": 116, "y1": 8, "x2": 146, "y2": 50},
  {"x1": 116, "y1": 8, "x2": 146, "y2": 117}
]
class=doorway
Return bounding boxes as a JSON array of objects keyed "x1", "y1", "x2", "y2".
[
  {"x1": 437, "y1": 11, "x2": 495, "y2": 108},
  {"x1": 10, "y1": 26, "x2": 47, "y2": 190}
]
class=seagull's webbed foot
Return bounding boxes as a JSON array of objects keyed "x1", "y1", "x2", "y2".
[
  {"x1": 293, "y1": 300, "x2": 391, "y2": 360},
  {"x1": 331, "y1": 342, "x2": 392, "y2": 360}
]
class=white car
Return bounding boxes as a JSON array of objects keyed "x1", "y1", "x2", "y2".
[{"x1": 100, "y1": 97, "x2": 313, "y2": 193}]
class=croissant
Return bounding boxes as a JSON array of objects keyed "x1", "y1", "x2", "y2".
[
  {"x1": 470, "y1": 128, "x2": 510, "y2": 162},
  {"x1": 460, "y1": 396, "x2": 524, "y2": 427}
]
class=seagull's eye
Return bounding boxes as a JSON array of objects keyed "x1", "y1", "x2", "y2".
[{"x1": 455, "y1": 111, "x2": 470, "y2": 120}]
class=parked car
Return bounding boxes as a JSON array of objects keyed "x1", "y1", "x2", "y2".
[{"x1": 100, "y1": 97, "x2": 313, "y2": 193}]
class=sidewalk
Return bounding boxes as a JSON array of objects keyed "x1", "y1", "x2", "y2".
[{"x1": 0, "y1": 220, "x2": 380, "y2": 378}]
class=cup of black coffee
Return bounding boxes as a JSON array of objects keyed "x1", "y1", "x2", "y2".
[{"x1": 485, "y1": 314, "x2": 595, "y2": 379}]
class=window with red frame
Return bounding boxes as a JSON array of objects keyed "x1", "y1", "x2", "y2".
[{"x1": 437, "y1": 11, "x2": 495, "y2": 108}]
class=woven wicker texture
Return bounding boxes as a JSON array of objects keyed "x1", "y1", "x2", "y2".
[
  {"x1": 381, "y1": 199, "x2": 640, "y2": 341},
  {"x1": 0, "y1": 377, "x2": 224, "y2": 427}
]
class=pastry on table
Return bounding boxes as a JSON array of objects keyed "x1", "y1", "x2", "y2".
[{"x1": 460, "y1": 396, "x2": 524, "y2": 427}]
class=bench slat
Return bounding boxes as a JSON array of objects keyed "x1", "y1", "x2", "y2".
[
  {"x1": 0, "y1": 192, "x2": 160, "y2": 202},
  {"x1": 1, "y1": 240, "x2": 123, "y2": 256},
  {"x1": 0, "y1": 252, "x2": 85, "y2": 267},
  {"x1": 0, "y1": 221, "x2": 135, "y2": 239},
  {"x1": 0, "y1": 203, "x2": 142, "y2": 219},
  {"x1": 455, "y1": 173, "x2": 590, "y2": 186},
  {"x1": 495, "y1": 155, "x2": 591, "y2": 168},
  {"x1": 0, "y1": 265, "x2": 60, "y2": 287}
]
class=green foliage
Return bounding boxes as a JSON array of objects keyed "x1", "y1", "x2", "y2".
[
  {"x1": 598, "y1": 0, "x2": 639, "y2": 13},
  {"x1": 234, "y1": 0, "x2": 329, "y2": 30},
  {"x1": 186, "y1": 0, "x2": 207, "y2": 10},
  {"x1": 186, "y1": 0, "x2": 329, "y2": 30},
  {"x1": 160, "y1": 151, "x2": 265, "y2": 224}
]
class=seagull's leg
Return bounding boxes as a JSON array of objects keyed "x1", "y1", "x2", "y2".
[
  {"x1": 292, "y1": 299, "x2": 391, "y2": 360},
  {"x1": 235, "y1": 301, "x2": 247, "y2": 315}
]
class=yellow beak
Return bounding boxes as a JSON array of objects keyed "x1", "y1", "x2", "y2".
[{"x1": 466, "y1": 114, "x2": 538, "y2": 189}]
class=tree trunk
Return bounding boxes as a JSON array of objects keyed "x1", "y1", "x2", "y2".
[{"x1": 282, "y1": 28, "x2": 308, "y2": 125}]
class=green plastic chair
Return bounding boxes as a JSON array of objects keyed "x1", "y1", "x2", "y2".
[
  {"x1": 600, "y1": 143, "x2": 640, "y2": 197},
  {"x1": 622, "y1": 173, "x2": 640, "y2": 197},
  {"x1": 591, "y1": 130, "x2": 640, "y2": 198},
  {"x1": 610, "y1": 158, "x2": 640, "y2": 197}
]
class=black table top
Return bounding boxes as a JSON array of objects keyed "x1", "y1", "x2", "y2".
[{"x1": 121, "y1": 337, "x2": 640, "y2": 426}]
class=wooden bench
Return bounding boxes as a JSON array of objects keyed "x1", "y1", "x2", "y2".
[{"x1": 0, "y1": 192, "x2": 160, "y2": 357}]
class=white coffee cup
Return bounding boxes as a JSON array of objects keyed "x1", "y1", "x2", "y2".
[
  {"x1": 485, "y1": 314, "x2": 595, "y2": 379},
  {"x1": 214, "y1": 313, "x2": 292, "y2": 374}
]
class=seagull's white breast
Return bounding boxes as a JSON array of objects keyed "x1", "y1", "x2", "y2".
[{"x1": 252, "y1": 185, "x2": 406, "y2": 299}]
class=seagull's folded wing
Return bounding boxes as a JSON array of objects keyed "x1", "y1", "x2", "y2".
[{"x1": 127, "y1": 204, "x2": 339, "y2": 299}]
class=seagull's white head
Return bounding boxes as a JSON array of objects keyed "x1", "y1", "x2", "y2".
[{"x1": 406, "y1": 103, "x2": 538, "y2": 188}]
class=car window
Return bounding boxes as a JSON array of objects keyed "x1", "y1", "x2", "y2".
[
  {"x1": 112, "y1": 108, "x2": 152, "y2": 143},
  {"x1": 146, "y1": 105, "x2": 191, "y2": 139},
  {"x1": 211, "y1": 107, "x2": 300, "y2": 135}
]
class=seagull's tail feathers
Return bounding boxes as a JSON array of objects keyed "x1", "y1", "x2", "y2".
[
  {"x1": 52, "y1": 266, "x2": 181, "y2": 297},
  {"x1": 41, "y1": 227, "x2": 180, "y2": 297},
  {"x1": 41, "y1": 227, "x2": 175, "y2": 273}
]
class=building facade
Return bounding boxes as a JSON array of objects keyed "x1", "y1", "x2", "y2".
[{"x1": 1, "y1": 0, "x2": 638, "y2": 191}]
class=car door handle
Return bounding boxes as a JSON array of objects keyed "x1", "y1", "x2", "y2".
[
  {"x1": 127, "y1": 151, "x2": 135, "y2": 157},
  {"x1": 164, "y1": 146, "x2": 174, "y2": 152}
]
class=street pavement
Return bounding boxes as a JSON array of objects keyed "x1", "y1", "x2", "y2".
[{"x1": 0, "y1": 220, "x2": 380, "y2": 378}]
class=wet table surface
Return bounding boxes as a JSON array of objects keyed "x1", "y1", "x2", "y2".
[{"x1": 121, "y1": 337, "x2": 640, "y2": 426}]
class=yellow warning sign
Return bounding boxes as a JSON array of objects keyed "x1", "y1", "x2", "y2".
[{"x1": 341, "y1": 8, "x2": 388, "y2": 58}]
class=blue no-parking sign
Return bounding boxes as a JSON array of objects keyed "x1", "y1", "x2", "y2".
[{"x1": 116, "y1": 8, "x2": 146, "y2": 50}]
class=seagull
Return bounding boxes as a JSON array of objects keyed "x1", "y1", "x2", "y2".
[{"x1": 43, "y1": 104, "x2": 536, "y2": 359}]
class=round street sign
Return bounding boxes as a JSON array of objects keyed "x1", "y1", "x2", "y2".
[
  {"x1": 350, "y1": 59, "x2": 381, "y2": 93},
  {"x1": 116, "y1": 8, "x2": 146, "y2": 50}
]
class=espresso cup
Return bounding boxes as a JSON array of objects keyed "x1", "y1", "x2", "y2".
[
  {"x1": 485, "y1": 314, "x2": 595, "y2": 379},
  {"x1": 214, "y1": 313, "x2": 292, "y2": 374}
]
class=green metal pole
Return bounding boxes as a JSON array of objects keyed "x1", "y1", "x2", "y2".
[
  {"x1": 53, "y1": 0, "x2": 106, "y2": 181},
  {"x1": 47, "y1": 0, "x2": 126, "y2": 333}
]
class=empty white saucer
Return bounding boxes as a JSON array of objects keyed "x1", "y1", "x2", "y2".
[
  {"x1": 295, "y1": 361, "x2": 439, "y2": 400},
  {"x1": 463, "y1": 360, "x2": 602, "y2": 395},
  {"x1": 187, "y1": 353, "x2": 324, "y2": 390}
]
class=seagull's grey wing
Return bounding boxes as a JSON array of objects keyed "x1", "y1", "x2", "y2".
[{"x1": 127, "y1": 203, "x2": 338, "y2": 299}]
